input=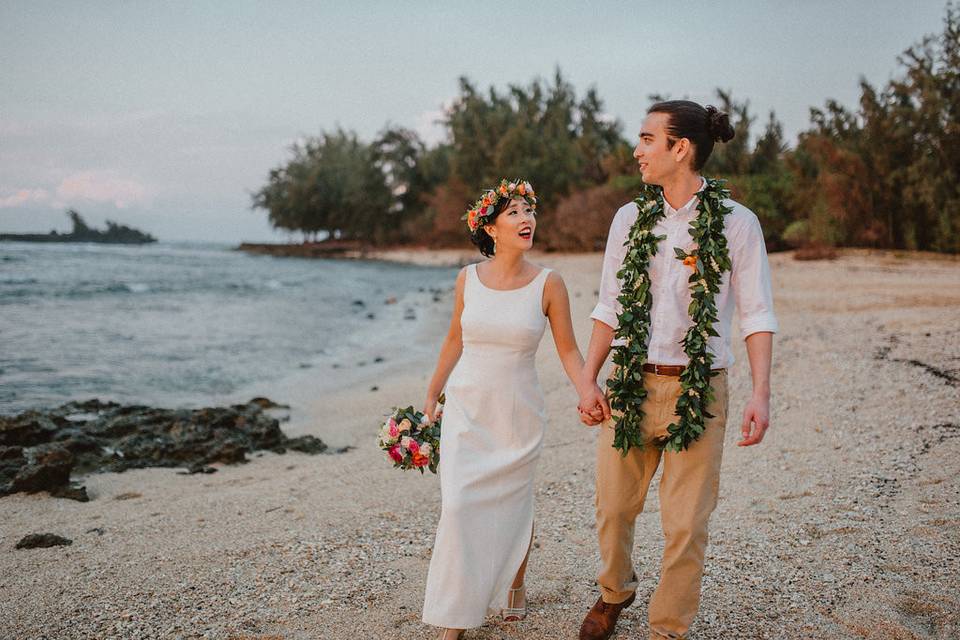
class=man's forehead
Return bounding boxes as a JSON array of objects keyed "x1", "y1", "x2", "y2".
[{"x1": 640, "y1": 112, "x2": 667, "y2": 135}]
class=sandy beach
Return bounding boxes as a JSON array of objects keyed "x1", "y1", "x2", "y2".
[{"x1": 1, "y1": 249, "x2": 959, "y2": 640}]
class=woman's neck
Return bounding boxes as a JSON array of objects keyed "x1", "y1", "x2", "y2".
[{"x1": 490, "y1": 250, "x2": 525, "y2": 273}]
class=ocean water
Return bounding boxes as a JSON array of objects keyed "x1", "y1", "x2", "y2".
[{"x1": 0, "y1": 241, "x2": 457, "y2": 416}]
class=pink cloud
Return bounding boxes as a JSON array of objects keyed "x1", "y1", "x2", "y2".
[
  {"x1": 0, "y1": 188, "x2": 51, "y2": 208},
  {"x1": 54, "y1": 171, "x2": 150, "y2": 209}
]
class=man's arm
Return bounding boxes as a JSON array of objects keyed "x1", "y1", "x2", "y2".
[
  {"x1": 728, "y1": 209, "x2": 778, "y2": 446},
  {"x1": 579, "y1": 205, "x2": 633, "y2": 426},
  {"x1": 738, "y1": 331, "x2": 772, "y2": 446},
  {"x1": 577, "y1": 320, "x2": 614, "y2": 425}
]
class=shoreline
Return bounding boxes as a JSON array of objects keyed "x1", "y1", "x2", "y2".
[
  {"x1": 1, "y1": 251, "x2": 958, "y2": 639},
  {"x1": 235, "y1": 241, "x2": 960, "y2": 268}
]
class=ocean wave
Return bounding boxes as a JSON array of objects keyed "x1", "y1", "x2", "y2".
[{"x1": 0, "y1": 278, "x2": 290, "y2": 302}]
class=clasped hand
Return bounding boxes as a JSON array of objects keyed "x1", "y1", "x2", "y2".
[{"x1": 576, "y1": 378, "x2": 610, "y2": 427}]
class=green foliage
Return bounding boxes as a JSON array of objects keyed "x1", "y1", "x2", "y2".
[
  {"x1": 251, "y1": 4, "x2": 959, "y2": 254},
  {"x1": 251, "y1": 129, "x2": 393, "y2": 243},
  {"x1": 444, "y1": 69, "x2": 623, "y2": 207},
  {"x1": 608, "y1": 180, "x2": 733, "y2": 455},
  {"x1": 783, "y1": 4, "x2": 960, "y2": 252}
]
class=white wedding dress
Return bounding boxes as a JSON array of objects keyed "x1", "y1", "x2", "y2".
[{"x1": 422, "y1": 262, "x2": 551, "y2": 629}]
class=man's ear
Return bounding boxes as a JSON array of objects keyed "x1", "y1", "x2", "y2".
[{"x1": 673, "y1": 138, "x2": 692, "y2": 164}]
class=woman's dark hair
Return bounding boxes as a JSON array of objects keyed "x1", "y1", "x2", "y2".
[
  {"x1": 647, "y1": 100, "x2": 735, "y2": 170},
  {"x1": 470, "y1": 196, "x2": 513, "y2": 257}
]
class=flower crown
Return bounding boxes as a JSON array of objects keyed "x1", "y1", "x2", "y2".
[{"x1": 464, "y1": 179, "x2": 537, "y2": 232}]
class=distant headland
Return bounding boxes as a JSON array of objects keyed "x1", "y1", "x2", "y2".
[{"x1": 0, "y1": 210, "x2": 156, "y2": 244}]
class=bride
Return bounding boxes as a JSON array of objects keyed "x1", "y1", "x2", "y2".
[{"x1": 421, "y1": 179, "x2": 604, "y2": 638}]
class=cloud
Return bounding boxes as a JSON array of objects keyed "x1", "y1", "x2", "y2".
[
  {"x1": 54, "y1": 171, "x2": 150, "y2": 209},
  {"x1": 1, "y1": 171, "x2": 151, "y2": 211},
  {"x1": 0, "y1": 188, "x2": 51, "y2": 208}
]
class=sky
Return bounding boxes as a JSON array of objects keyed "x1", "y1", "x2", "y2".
[{"x1": 0, "y1": 1, "x2": 950, "y2": 243}]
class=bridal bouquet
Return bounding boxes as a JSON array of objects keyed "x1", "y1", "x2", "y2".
[{"x1": 377, "y1": 395, "x2": 443, "y2": 474}]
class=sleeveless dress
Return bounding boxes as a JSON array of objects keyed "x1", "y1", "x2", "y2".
[{"x1": 422, "y1": 262, "x2": 552, "y2": 629}]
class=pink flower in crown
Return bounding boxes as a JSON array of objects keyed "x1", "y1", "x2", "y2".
[
  {"x1": 388, "y1": 421, "x2": 400, "y2": 439},
  {"x1": 388, "y1": 444, "x2": 403, "y2": 463},
  {"x1": 400, "y1": 435, "x2": 414, "y2": 451},
  {"x1": 407, "y1": 439, "x2": 420, "y2": 455}
]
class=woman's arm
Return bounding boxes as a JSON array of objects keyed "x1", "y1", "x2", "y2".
[
  {"x1": 577, "y1": 320, "x2": 614, "y2": 425},
  {"x1": 422, "y1": 266, "x2": 467, "y2": 422},
  {"x1": 543, "y1": 271, "x2": 602, "y2": 409}
]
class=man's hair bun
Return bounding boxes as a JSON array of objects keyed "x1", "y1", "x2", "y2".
[{"x1": 705, "y1": 105, "x2": 735, "y2": 143}]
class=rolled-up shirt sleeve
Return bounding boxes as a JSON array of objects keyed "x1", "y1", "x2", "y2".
[
  {"x1": 729, "y1": 211, "x2": 779, "y2": 339},
  {"x1": 589, "y1": 204, "x2": 634, "y2": 330}
]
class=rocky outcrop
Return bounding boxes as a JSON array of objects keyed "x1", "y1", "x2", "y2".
[
  {"x1": 0, "y1": 210, "x2": 156, "y2": 244},
  {"x1": 0, "y1": 398, "x2": 328, "y2": 501}
]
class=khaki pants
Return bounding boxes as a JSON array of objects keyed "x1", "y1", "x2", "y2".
[{"x1": 595, "y1": 370, "x2": 728, "y2": 640}]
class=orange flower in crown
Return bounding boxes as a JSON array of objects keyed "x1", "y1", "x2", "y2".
[{"x1": 463, "y1": 178, "x2": 537, "y2": 233}]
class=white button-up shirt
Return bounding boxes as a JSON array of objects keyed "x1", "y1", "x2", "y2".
[{"x1": 590, "y1": 179, "x2": 778, "y2": 369}]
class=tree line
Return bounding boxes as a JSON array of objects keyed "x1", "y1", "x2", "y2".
[{"x1": 251, "y1": 5, "x2": 959, "y2": 254}]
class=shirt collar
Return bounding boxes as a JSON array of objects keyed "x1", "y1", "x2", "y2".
[{"x1": 663, "y1": 176, "x2": 707, "y2": 218}]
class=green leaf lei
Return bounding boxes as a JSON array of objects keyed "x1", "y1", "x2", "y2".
[{"x1": 607, "y1": 178, "x2": 733, "y2": 455}]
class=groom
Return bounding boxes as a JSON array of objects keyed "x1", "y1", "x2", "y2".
[{"x1": 575, "y1": 100, "x2": 778, "y2": 640}]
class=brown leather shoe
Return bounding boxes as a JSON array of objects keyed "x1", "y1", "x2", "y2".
[{"x1": 578, "y1": 592, "x2": 636, "y2": 640}]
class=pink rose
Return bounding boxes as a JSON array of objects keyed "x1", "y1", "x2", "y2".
[
  {"x1": 407, "y1": 439, "x2": 420, "y2": 455},
  {"x1": 388, "y1": 444, "x2": 403, "y2": 463},
  {"x1": 389, "y1": 423, "x2": 400, "y2": 439}
]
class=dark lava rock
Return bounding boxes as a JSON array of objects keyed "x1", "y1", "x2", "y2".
[
  {"x1": 15, "y1": 533, "x2": 73, "y2": 549},
  {"x1": 248, "y1": 397, "x2": 290, "y2": 410},
  {"x1": 0, "y1": 443, "x2": 73, "y2": 496},
  {"x1": 282, "y1": 435, "x2": 327, "y2": 455},
  {"x1": 0, "y1": 397, "x2": 328, "y2": 501},
  {"x1": 50, "y1": 483, "x2": 89, "y2": 502}
]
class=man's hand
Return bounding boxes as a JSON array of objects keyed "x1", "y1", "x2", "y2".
[
  {"x1": 738, "y1": 392, "x2": 770, "y2": 446},
  {"x1": 577, "y1": 382, "x2": 610, "y2": 427}
]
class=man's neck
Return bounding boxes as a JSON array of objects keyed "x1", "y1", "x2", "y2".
[{"x1": 660, "y1": 172, "x2": 704, "y2": 211}]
